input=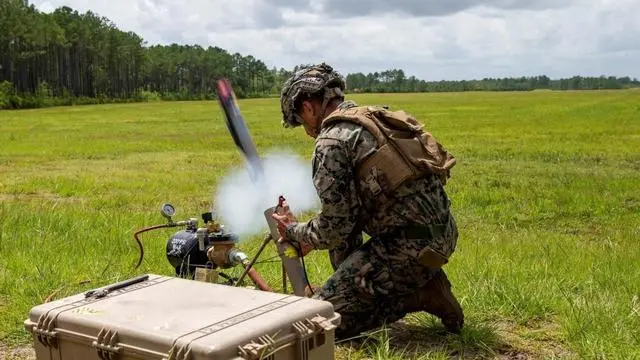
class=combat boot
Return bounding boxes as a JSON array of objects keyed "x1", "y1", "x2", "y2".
[{"x1": 404, "y1": 269, "x2": 464, "y2": 333}]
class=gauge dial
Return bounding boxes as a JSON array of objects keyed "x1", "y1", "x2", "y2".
[{"x1": 161, "y1": 203, "x2": 176, "y2": 218}]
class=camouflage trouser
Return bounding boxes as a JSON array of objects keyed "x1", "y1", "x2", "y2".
[{"x1": 312, "y1": 230, "x2": 444, "y2": 340}]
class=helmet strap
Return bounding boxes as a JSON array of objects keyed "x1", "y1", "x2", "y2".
[
  {"x1": 314, "y1": 86, "x2": 343, "y2": 128},
  {"x1": 295, "y1": 86, "x2": 344, "y2": 138}
]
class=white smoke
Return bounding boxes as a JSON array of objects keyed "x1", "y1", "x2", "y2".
[{"x1": 213, "y1": 150, "x2": 320, "y2": 240}]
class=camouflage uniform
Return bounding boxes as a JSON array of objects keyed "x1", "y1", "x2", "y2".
[
  {"x1": 284, "y1": 100, "x2": 461, "y2": 339},
  {"x1": 280, "y1": 64, "x2": 463, "y2": 340}
]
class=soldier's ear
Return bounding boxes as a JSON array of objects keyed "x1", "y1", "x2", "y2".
[
  {"x1": 310, "y1": 99, "x2": 325, "y2": 117},
  {"x1": 300, "y1": 100, "x2": 315, "y2": 120}
]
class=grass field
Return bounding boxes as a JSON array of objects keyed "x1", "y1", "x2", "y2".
[{"x1": 1, "y1": 90, "x2": 639, "y2": 359}]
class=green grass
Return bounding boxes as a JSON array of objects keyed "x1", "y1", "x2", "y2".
[{"x1": 1, "y1": 90, "x2": 639, "y2": 359}]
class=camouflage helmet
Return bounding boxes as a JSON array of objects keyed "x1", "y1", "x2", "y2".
[{"x1": 280, "y1": 63, "x2": 346, "y2": 128}]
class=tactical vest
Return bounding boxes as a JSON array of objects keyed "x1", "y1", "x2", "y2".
[{"x1": 320, "y1": 105, "x2": 456, "y2": 211}]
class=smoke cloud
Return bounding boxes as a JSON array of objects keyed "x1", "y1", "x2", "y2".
[{"x1": 213, "y1": 150, "x2": 320, "y2": 240}]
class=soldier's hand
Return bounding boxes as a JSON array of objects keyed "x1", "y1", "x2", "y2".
[
  {"x1": 272, "y1": 200, "x2": 313, "y2": 256},
  {"x1": 272, "y1": 199, "x2": 298, "y2": 237}
]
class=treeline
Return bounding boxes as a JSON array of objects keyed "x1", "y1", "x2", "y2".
[
  {"x1": 346, "y1": 70, "x2": 640, "y2": 93},
  {"x1": 0, "y1": 0, "x2": 293, "y2": 109},
  {"x1": 1, "y1": 1, "x2": 638, "y2": 110}
]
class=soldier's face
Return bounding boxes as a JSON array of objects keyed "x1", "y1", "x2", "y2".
[{"x1": 298, "y1": 100, "x2": 321, "y2": 138}]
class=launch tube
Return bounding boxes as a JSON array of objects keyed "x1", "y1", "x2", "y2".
[{"x1": 264, "y1": 206, "x2": 309, "y2": 297}]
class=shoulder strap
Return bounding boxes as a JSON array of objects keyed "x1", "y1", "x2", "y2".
[
  {"x1": 321, "y1": 104, "x2": 456, "y2": 186},
  {"x1": 321, "y1": 106, "x2": 388, "y2": 145}
]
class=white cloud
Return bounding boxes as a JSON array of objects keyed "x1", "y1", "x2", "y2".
[{"x1": 30, "y1": 0, "x2": 640, "y2": 80}]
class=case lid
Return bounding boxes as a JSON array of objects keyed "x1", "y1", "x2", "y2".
[{"x1": 25, "y1": 274, "x2": 340, "y2": 360}]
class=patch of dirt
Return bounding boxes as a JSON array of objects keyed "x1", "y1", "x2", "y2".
[
  {"x1": 0, "y1": 345, "x2": 35, "y2": 360},
  {"x1": 491, "y1": 319, "x2": 576, "y2": 360},
  {"x1": 335, "y1": 316, "x2": 577, "y2": 360},
  {"x1": 386, "y1": 320, "x2": 518, "y2": 359}
]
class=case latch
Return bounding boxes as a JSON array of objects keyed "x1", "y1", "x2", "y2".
[
  {"x1": 237, "y1": 335, "x2": 276, "y2": 360},
  {"x1": 33, "y1": 313, "x2": 58, "y2": 348},
  {"x1": 293, "y1": 320, "x2": 315, "y2": 360},
  {"x1": 293, "y1": 315, "x2": 337, "y2": 359},
  {"x1": 167, "y1": 343, "x2": 193, "y2": 360},
  {"x1": 309, "y1": 315, "x2": 337, "y2": 332},
  {"x1": 92, "y1": 328, "x2": 121, "y2": 360}
]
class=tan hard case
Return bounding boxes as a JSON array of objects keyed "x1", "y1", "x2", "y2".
[{"x1": 24, "y1": 274, "x2": 340, "y2": 360}]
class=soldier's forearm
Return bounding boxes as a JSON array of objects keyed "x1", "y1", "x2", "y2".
[
  {"x1": 286, "y1": 220, "x2": 324, "y2": 249},
  {"x1": 287, "y1": 215, "x2": 359, "y2": 251}
]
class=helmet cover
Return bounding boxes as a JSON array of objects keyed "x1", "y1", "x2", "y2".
[{"x1": 279, "y1": 63, "x2": 346, "y2": 128}]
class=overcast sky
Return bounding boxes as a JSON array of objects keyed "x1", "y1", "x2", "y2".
[{"x1": 31, "y1": 0, "x2": 640, "y2": 81}]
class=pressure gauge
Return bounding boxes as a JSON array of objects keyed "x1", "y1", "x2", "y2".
[{"x1": 161, "y1": 203, "x2": 176, "y2": 219}]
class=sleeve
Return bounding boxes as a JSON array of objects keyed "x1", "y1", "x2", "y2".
[{"x1": 285, "y1": 136, "x2": 361, "y2": 250}]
